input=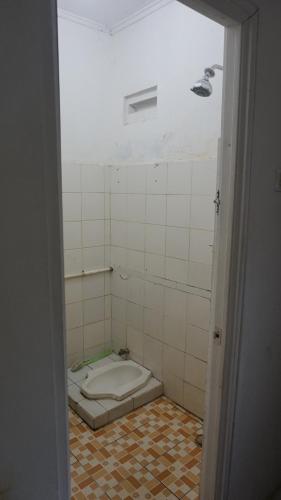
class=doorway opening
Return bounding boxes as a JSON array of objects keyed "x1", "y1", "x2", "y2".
[{"x1": 58, "y1": 1, "x2": 233, "y2": 497}]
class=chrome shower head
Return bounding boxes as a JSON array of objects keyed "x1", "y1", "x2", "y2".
[{"x1": 191, "y1": 65, "x2": 223, "y2": 97}]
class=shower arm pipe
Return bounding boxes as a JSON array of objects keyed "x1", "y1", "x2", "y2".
[
  {"x1": 210, "y1": 64, "x2": 223, "y2": 71},
  {"x1": 204, "y1": 64, "x2": 224, "y2": 78},
  {"x1": 65, "y1": 267, "x2": 113, "y2": 280}
]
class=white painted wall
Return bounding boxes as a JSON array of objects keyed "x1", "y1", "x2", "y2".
[
  {"x1": 58, "y1": 17, "x2": 111, "y2": 162},
  {"x1": 105, "y1": 1, "x2": 224, "y2": 162},
  {"x1": 227, "y1": 2, "x2": 281, "y2": 498},
  {"x1": 0, "y1": 1, "x2": 69, "y2": 498}
]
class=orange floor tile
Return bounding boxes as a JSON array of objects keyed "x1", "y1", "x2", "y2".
[{"x1": 70, "y1": 396, "x2": 202, "y2": 499}]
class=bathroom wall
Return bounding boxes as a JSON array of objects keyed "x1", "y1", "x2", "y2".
[
  {"x1": 110, "y1": 160, "x2": 215, "y2": 416},
  {"x1": 104, "y1": 1, "x2": 224, "y2": 163},
  {"x1": 107, "y1": 3, "x2": 223, "y2": 417},
  {"x1": 58, "y1": 16, "x2": 111, "y2": 163},
  {"x1": 58, "y1": 1, "x2": 223, "y2": 416},
  {"x1": 62, "y1": 162, "x2": 111, "y2": 367},
  {"x1": 58, "y1": 16, "x2": 113, "y2": 366}
]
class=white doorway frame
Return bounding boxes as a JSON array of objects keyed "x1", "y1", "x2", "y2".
[{"x1": 178, "y1": 1, "x2": 258, "y2": 498}]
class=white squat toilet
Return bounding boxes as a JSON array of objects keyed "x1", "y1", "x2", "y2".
[{"x1": 81, "y1": 361, "x2": 151, "y2": 401}]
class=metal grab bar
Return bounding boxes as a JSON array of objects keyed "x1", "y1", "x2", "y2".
[{"x1": 65, "y1": 267, "x2": 113, "y2": 280}]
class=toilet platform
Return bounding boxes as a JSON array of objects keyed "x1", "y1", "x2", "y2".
[{"x1": 67, "y1": 354, "x2": 163, "y2": 430}]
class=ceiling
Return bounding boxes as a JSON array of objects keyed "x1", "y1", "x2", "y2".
[{"x1": 57, "y1": 0, "x2": 158, "y2": 30}]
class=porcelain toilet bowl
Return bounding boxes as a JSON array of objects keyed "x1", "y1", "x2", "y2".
[{"x1": 81, "y1": 360, "x2": 151, "y2": 401}]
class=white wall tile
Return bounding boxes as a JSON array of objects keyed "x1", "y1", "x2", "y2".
[
  {"x1": 127, "y1": 327, "x2": 143, "y2": 364},
  {"x1": 84, "y1": 321, "x2": 105, "y2": 349},
  {"x1": 111, "y1": 194, "x2": 128, "y2": 221},
  {"x1": 111, "y1": 246, "x2": 127, "y2": 268},
  {"x1": 147, "y1": 163, "x2": 167, "y2": 194},
  {"x1": 82, "y1": 246, "x2": 105, "y2": 271},
  {"x1": 104, "y1": 220, "x2": 110, "y2": 245},
  {"x1": 82, "y1": 221, "x2": 105, "y2": 247},
  {"x1": 105, "y1": 295, "x2": 111, "y2": 319},
  {"x1": 183, "y1": 383, "x2": 205, "y2": 418},
  {"x1": 112, "y1": 320, "x2": 127, "y2": 348},
  {"x1": 165, "y1": 257, "x2": 187, "y2": 283},
  {"x1": 104, "y1": 319, "x2": 111, "y2": 343},
  {"x1": 127, "y1": 195, "x2": 146, "y2": 223},
  {"x1": 63, "y1": 193, "x2": 81, "y2": 221},
  {"x1": 127, "y1": 165, "x2": 146, "y2": 193},
  {"x1": 62, "y1": 164, "x2": 81, "y2": 192},
  {"x1": 143, "y1": 335, "x2": 163, "y2": 380},
  {"x1": 66, "y1": 302, "x2": 83, "y2": 330},
  {"x1": 188, "y1": 262, "x2": 212, "y2": 290},
  {"x1": 82, "y1": 193, "x2": 105, "y2": 220},
  {"x1": 162, "y1": 373, "x2": 184, "y2": 406},
  {"x1": 82, "y1": 274, "x2": 105, "y2": 300},
  {"x1": 166, "y1": 227, "x2": 189, "y2": 260},
  {"x1": 163, "y1": 316, "x2": 186, "y2": 351},
  {"x1": 144, "y1": 282, "x2": 164, "y2": 311},
  {"x1": 190, "y1": 196, "x2": 215, "y2": 230},
  {"x1": 164, "y1": 287, "x2": 187, "y2": 319},
  {"x1": 111, "y1": 221, "x2": 128, "y2": 248},
  {"x1": 146, "y1": 196, "x2": 166, "y2": 225},
  {"x1": 111, "y1": 166, "x2": 128, "y2": 193},
  {"x1": 127, "y1": 277, "x2": 145, "y2": 306},
  {"x1": 81, "y1": 165, "x2": 105, "y2": 193},
  {"x1": 192, "y1": 159, "x2": 217, "y2": 196},
  {"x1": 127, "y1": 250, "x2": 144, "y2": 273},
  {"x1": 145, "y1": 253, "x2": 165, "y2": 277},
  {"x1": 189, "y1": 229, "x2": 214, "y2": 265},
  {"x1": 144, "y1": 308, "x2": 163, "y2": 340},
  {"x1": 111, "y1": 272, "x2": 128, "y2": 300},
  {"x1": 66, "y1": 327, "x2": 83, "y2": 355},
  {"x1": 64, "y1": 249, "x2": 82, "y2": 275},
  {"x1": 112, "y1": 296, "x2": 127, "y2": 323},
  {"x1": 83, "y1": 297, "x2": 105, "y2": 325},
  {"x1": 186, "y1": 325, "x2": 209, "y2": 362},
  {"x1": 145, "y1": 225, "x2": 166, "y2": 255},
  {"x1": 167, "y1": 162, "x2": 192, "y2": 195},
  {"x1": 187, "y1": 294, "x2": 210, "y2": 331},
  {"x1": 163, "y1": 344, "x2": 185, "y2": 379},
  {"x1": 127, "y1": 223, "x2": 145, "y2": 251},
  {"x1": 127, "y1": 302, "x2": 143, "y2": 331},
  {"x1": 65, "y1": 278, "x2": 82, "y2": 304},
  {"x1": 63, "y1": 222, "x2": 81, "y2": 250},
  {"x1": 167, "y1": 196, "x2": 190, "y2": 227},
  {"x1": 104, "y1": 193, "x2": 110, "y2": 219},
  {"x1": 184, "y1": 354, "x2": 207, "y2": 390}
]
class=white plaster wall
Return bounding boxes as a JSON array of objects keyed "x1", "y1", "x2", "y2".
[
  {"x1": 0, "y1": 1, "x2": 69, "y2": 498},
  {"x1": 58, "y1": 17, "x2": 111, "y2": 163},
  {"x1": 104, "y1": 1, "x2": 224, "y2": 163}
]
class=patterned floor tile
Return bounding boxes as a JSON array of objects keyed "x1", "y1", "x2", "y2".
[
  {"x1": 69, "y1": 408, "x2": 83, "y2": 427},
  {"x1": 70, "y1": 397, "x2": 202, "y2": 500},
  {"x1": 146, "y1": 441, "x2": 201, "y2": 498},
  {"x1": 71, "y1": 461, "x2": 108, "y2": 499},
  {"x1": 105, "y1": 468, "x2": 178, "y2": 499}
]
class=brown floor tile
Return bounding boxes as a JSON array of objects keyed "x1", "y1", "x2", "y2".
[{"x1": 70, "y1": 397, "x2": 202, "y2": 500}]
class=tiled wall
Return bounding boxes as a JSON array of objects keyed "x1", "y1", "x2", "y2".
[
  {"x1": 62, "y1": 162, "x2": 111, "y2": 367},
  {"x1": 62, "y1": 159, "x2": 216, "y2": 417},
  {"x1": 110, "y1": 161, "x2": 216, "y2": 288},
  {"x1": 109, "y1": 160, "x2": 216, "y2": 417}
]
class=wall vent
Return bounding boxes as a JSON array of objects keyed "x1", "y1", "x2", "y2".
[{"x1": 124, "y1": 85, "x2": 158, "y2": 125}]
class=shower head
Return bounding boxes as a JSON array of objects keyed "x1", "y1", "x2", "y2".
[{"x1": 191, "y1": 65, "x2": 223, "y2": 97}]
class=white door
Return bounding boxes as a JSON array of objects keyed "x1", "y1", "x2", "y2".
[{"x1": 200, "y1": 25, "x2": 241, "y2": 499}]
